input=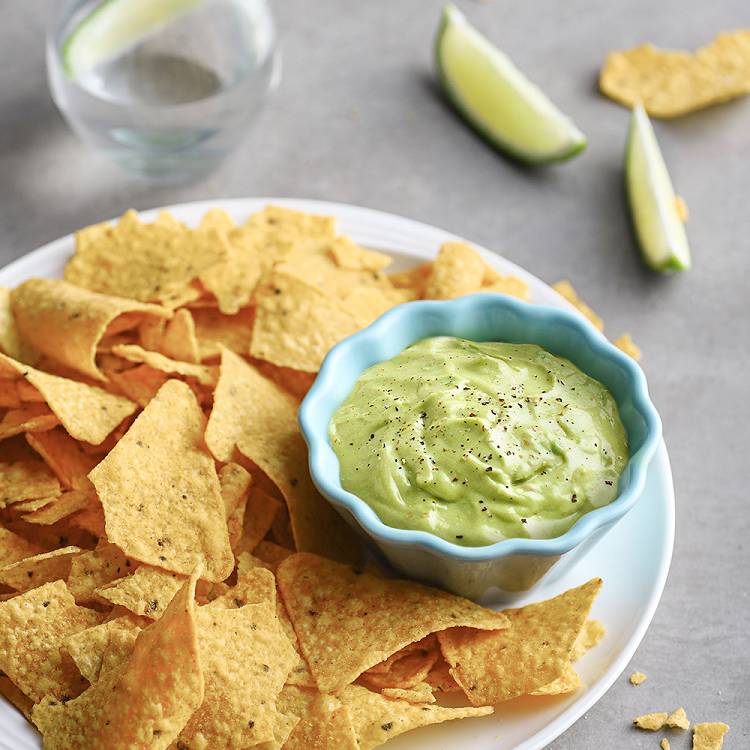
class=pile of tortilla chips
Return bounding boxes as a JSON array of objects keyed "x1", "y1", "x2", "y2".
[
  {"x1": 600, "y1": 29, "x2": 750, "y2": 118},
  {"x1": 0, "y1": 206, "x2": 607, "y2": 749}
]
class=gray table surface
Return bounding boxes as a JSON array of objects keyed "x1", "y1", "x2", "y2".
[{"x1": 1, "y1": 1, "x2": 748, "y2": 748}]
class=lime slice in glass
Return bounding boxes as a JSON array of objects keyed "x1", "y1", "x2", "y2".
[
  {"x1": 626, "y1": 104, "x2": 691, "y2": 271},
  {"x1": 62, "y1": 0, "x2": 203, "y2": 79},
  {"x1": 434, "y1": 3, "x2": 586, "y2": 164}
]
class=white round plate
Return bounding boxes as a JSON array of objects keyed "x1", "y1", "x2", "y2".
[{"x1": 0, "y1": 198, "x2": 674, "y2": 750}]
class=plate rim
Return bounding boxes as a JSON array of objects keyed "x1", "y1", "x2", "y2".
[{"x1": 0, "y1": 197, "x2": 675, "y2": 750}]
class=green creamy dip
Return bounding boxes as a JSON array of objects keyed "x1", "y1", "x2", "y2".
[{"x1": 329, "y1": 337, "x2": 628, "y2": 546}]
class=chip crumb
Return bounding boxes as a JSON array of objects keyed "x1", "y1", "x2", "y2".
[
  {"x1": 629, "y1": 671, "x2": 647, "y2": 685},
  {"x1": 674, "y1": 196, "x2": 689, "y2": 223},
  {"x1": 666, "y1": 706, "x2": 690, "y2": 730},
  {"x1": 692, "y1": 722, "x2": 729, "y2": 750},
  {"x1": 614, "y1": 333, "x2": 642, "y2": 361},
  {"x1": 661, "y1": 739, "x2": 670, "y2": 750},
  {"x1": 634, "y1": 712, "x2": 668, "y2": 731}
]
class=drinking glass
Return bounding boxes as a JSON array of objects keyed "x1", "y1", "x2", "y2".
[{"x1": 47, "y1": 0, "x2": 281, "y2": 182}]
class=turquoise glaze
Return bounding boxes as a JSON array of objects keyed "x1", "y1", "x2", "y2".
[{"x1": 299, "y1": 293, "x2": 662, "y2": 602}]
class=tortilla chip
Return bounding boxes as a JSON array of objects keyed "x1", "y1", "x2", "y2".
[
  {"x1": 0, "y1": 546, "x2": 82, "y2": 592},
  {"x1": 600, "y1": 31, "x2": 750, "y2": 118},
  {"x1": 206, "y1": 348, "x2": 360, "y2": 562},
  {"x1": 269, "y1": 503, "x2": 296, "y2": 549},
  {"x1": 692, "y1": 722, "x2": 729, "y2": 750},
  {"x1": 0, "y1": 525, "x2": 44, "y2": 568},
  {"x1": 250, "y1": 358, "x2": 317, "y2": 402},
  {"x1": 10, "y1": 495, "x2": 57, "y2": 514},
  {"x1": 365, "y1": 635, "x2": 438, "y2": 675},
  {"x1": 32, "y1": 571, "x2": 204, "y2": 750},
  {"x1": 552, "y1": 281, "x2": 604, "y2": 331},
  {"x1": 63, "y1": 209, "x2": 229, "y2": 307},
  {"x1": 0, "y1": 378, "x2": 21, "y2": 408},
  {"x1": 666, "y1": 706, "x2": 690, "y2": 730},
  {"x1": 629, "y1": 671, "x2": 647, "y2": 686},
  {"x1": 381, "y1": 683, "x2": 436, "y2": 704},
  {"x1": 21, "y1": 489, "x2": 92, "y2": 525},
  {"x1": 358, "y1": 648, "x2": 439, "y2": 691},
  {"x1": 0, "y1": 459, "x2": 60, "y2": 507},
  {"x1": 0, "y1": 580, "x2": 101, "y2": 702},
  {"x1": 25, "y1": 428, "x2": 98, "y2": 489},
  {"x1": 0, "y1": 352, "x2": 136, "y2": 444},
  {"x1": 235, "y1": 484, "x2": 283, "y2": 555},
  {"x1": 530, "y1": 662, "x2": 581, "y2": 695},
  {"x1": 571, "y1": 619, "x2": 606, "y2": 661},
  {"x1": 251, "y1": 271, "x2": 362, "y2": 372},
  {"x1": 340, "y1": 684, "x2": 493, "y2": 750},
  {"x1": 276, "y1": 552, "x2": 509, "y2": 692},
  {"x1": 0, "y1": 675, "x2": 34, "y2": 720},
  {"x1": 192, "y1": 306, "x2": 255, "y2": 360},
  {"x1": 424, "y1": 242, "x2": 487, "y2": 300},
  {"x1": 277, "y1": 685, "x2": 359, "y2": 750},
  {"x1": 246, "y1": 205, "x2": 337, "y2": 256},
  {"x1": 438, "y1": 578, "x2": 602, "y2": 705},
  {"x1": 64, "y1": 616, "x2": 142, "y2": 684},
  {"x1": 339, "y1": 285, "x2": 415, "y2": 327},
  {"x1": 104, "y1": 364, "x2": 169, "y2": 407},
  {"x1": 10, "y1": 278, "x2": 170, "y2": 381},
  {"x1": 218, "y1": 462, "x2": 253, "y2": 549},
  {"x1": 158, "y1": 308, "x2": 200, "y2": 364},
  {"x1": 633, "y1": 712, "x2": 668, "y2": 731},
  {"x1": 0, "y1": 287, "x2": 38, "y2": 365},
  {"x1": 89, "y1": 379, "x2": 233, "y2": 582},
  {"x1": 614, "y1": 333, "x2": 642, "y2": 361},
  {"x1": 198, "y1": 229, "x2": 265, "y2": 315},
  {"x1": 207, "y1": 566, "x2": 277, "y2": 610},
  {"x1": 67, "y1": 500, "x2": 106, "y2": 538},
  {"x1": 482, "y1": 274, "x2": 530, "y2": 300},
  {"x1": 327, "y1": 236, "x2": 391, "y2": 272},
  {"x1": 254, "y1": 540, "x2": 294, "y2": 570},
  {"x1": 175, "y1": 600, "x2": 298, "y2": 747},
  {"x1": 111, "y1": 343, "x2": 216, "y2": 385},
  {"x1": 96, "y1": 564, "x2": 187, "y2": 619},
  {"x1": 66, "y1": 543, "x2": 133, "y2": 604},
  {"x1": 0, "y1": 403, "x2": 60, "y2": 440},
  {"x1": 389, "y1": 262, "x2": 432, "y2": 297}
]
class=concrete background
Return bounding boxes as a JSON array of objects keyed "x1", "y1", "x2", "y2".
[{"x1": 1, "y1": 1, "x2": 748, "y2": 747}]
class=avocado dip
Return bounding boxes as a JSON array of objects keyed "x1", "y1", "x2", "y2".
[{"x1": 329, "y1": 336, "x2": 628, "y2": 546}]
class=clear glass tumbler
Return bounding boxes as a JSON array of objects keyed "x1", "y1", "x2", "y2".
[{"x1": 47, "y1": 0, "x2": 281, "y2": 182}]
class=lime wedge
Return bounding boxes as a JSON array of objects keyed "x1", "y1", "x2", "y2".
[
  {"x1": 434, "y1": 4, "x2": 586, "y2": 164},
  {"x1": 62, "y1": 0, "x2": 202, "y2": 79},
  {"x1": 625, "y1": 104, "x2": 691, "y2": 271}
]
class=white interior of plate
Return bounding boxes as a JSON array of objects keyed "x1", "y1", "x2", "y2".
[{"x1": 0, "y1": 198, "x2": 674, "y2": 750}]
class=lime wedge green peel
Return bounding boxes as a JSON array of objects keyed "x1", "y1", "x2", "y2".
[
  {"x1": 434, "y1": 4, "x2": 586, "y2": 164},
  {"x1": 62, "y1": 0, "x2": 202, "y2": 79},
  {"x1": 625, "y1": 104, "x2": 691, "y2": 271}
]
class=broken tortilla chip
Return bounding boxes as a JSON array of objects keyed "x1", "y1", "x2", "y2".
[
  {"x1": 381, "y1": 682, "x2": 436, "y2": 704},
  {"x1": 21, "y1": 489, "x2": 92, "y2": 525},
  {"x1": 0, "y1": 580, "x2": 101, "y2": 702},
  {"x1": 10, "y1": 278, "x2": 170, "y2": 381},
  {"x1": 276, "y1": 552, "x2": 508, "y2": 692},
  {"x1": 25, "y1": 428, "x2": 98, "y2": 489},
  {"x1": 614, "y1": 333, "x2": 642, "y2": 361},
  {"x1": 438, "y1": 578, "x2": 602, "y2": 705},
  {"x1": 89, "y1": 379, "x2": 233, "y2": 582},
  {"x1": 692, "y1": 722, "x2": 729, "y2": 750},
  {"x1": 600, "y1": 31, "x2": 750, "y2": 118},
  {"x1": 158, "y1": 308, "x2": 201, "y2": 364},
  {"x1": 633, "y1": 712, "x2": 668, "y2": 731},
  {"x1": 629, "y1": 671, "x2": 647, "y2": 686}
]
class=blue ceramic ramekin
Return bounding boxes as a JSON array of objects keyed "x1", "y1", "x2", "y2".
[{"x1": 299, "y1": 293, "x2": 662, "y2": 602}]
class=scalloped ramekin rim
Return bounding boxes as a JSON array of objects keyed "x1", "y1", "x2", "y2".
[{"x1": 299, "y1": 293, "x2": 663, "y2": 562}]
